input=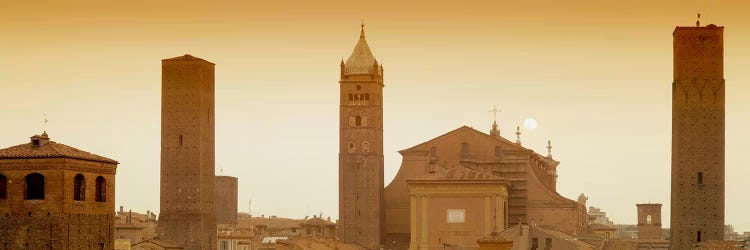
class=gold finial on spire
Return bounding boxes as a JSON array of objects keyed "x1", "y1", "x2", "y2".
[
  {"x1": 489, "y1": 105, "x2": 501, "y2": 137},
  {"x1": 360, "y1": 20, "x2": 366, "y2": 39},
  {"x1": 547, "y1": 140, "x2": 552, "y2": 158},
  {"x1": 515, "y1": 126, "x2": 522, "y2": 145}
]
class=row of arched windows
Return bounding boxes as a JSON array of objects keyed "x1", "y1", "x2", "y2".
[
  {"x1": 0, "y1": 173, "x2": 106, "y2": 202},
  {"x1": 73, "y1": 174, "x2": 107, "y2": 202},
  {"x1": 348, "y1": 93, "x2": 370, "y2": 102}
]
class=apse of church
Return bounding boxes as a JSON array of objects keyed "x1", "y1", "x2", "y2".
[
  {"x1": 338, "y1": 24, "x2": 385, "y2": 250},
  {"x1": 384, "y1": 125, "x2": 587, "y2": 250}
]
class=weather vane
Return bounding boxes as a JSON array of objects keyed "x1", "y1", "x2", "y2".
[{"x1": 43, "y1": 114, "x2": 48, "y2": 133}]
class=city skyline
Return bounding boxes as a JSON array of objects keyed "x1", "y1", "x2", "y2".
[{"x1": 1, "y1": 0, "x2": 749, "y2": 233}]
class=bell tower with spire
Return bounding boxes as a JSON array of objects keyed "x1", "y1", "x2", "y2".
[{"x1": 339, "y1": 24, "x2": 384, "y2": 249}]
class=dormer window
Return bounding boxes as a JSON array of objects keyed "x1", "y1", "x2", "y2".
[{"x1": 32, "y1": 139, "x2": 40, "y2": 146}]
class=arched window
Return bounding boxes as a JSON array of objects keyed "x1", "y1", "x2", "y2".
[
  {"x1": 25, "y1": 173, "x2": 45, "y2": 200},
  {"x1": 95, "y1": 176, "x2": 106, "y2": 202},
  {"x1": 348, "y1": 93, "x2": 353, "y2": 101},
  {"x1": 0, "y1": 174, "x2": 6, "y2": 199},
  {"x1": 697, "y1": 231, "x2": 702, "y2": 242},
  {"x1": 355, "y1": 116, "x2": 362, "y2": 126},
  {"x1": 73, "y1": 174, "x2": 85, "y2": 201},
  {"x1": 362, "y1": 141, "x2": 369, "y2": 153},
  {"x1": 354, "y1": 94, "x2": 359, "y2": 101},
  {"x1": 365, "y1": 93, "x2": 370, "y2": 101},
  {"x1": 646, "y1": 215, "x2": 652, "y2": 224}
]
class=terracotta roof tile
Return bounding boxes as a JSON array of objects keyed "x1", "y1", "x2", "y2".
[
  {"x1": 300, "y1": 217, "x2": 336, "y2": 227},
  {"x1": 0, "y1": 138, "x2": 118, "y2": 164}
]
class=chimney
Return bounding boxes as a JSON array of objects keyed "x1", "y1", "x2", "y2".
[
  {"x1": 30, "y1": 133, "x2": 50, "y2": 147},
  {"x1": 128, "y1": 210, "x2": 132, "y2": 224},
  {"x1": 119, "y1": 206, "x2": 124, "y2": 214},
  {"x1": 146, "y1": 210, "x2": 150, "y2": 221}
]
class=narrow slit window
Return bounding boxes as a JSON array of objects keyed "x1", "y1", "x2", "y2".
[
  {"x1": 697, "y1": 172, "x2": 703, "y2": 185},
  {"x1": 697, "y1": 231, "x2": 702, "y2": 242}
]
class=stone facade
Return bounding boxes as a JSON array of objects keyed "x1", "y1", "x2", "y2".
[
  {"x1": 339, "y1": 25, "x2": 385, "y2": 250},
  {"x1": 636, "y1": 203, "x2": 662, "y2": 240},
  {"x1": 0, "y1": 133, "x2": 118, "y2": 249},
  {"x1": 215, "y1": 176, "x2": 238, "y2": 225},
  {"x1": 158, "y1": 54, "x2": 217, "y2": 250},
  {"x1": 671, "y1": 24, "x2": 725, "y2": 250},
  {"x1": 384, "y1": 126, "x2": 587, "y2": 250},
  {"x1": 406, "y1": 167, "x2": 510, "y2": 250}
]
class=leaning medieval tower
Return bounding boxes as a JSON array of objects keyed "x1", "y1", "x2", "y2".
[
  {"x1": 159, "y1": 54, "x2": 217, "y2": 250},
  {"x1": 338, "y1": 24, "x2": 385, "y2": 250},
  {"x1": 671, "y1": 24, "x2": 725, "y2": 249}
]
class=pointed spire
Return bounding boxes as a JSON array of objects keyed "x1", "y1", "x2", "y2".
[
  {"x1": 515, "y1": 126, "x2": 522, "y2": 145},
  {"x1": 547, "y1": 140, "x2": 553, "y2": 158},
  {"x1": 344, "y1": 23, "x2": 378, "y2": 75}
]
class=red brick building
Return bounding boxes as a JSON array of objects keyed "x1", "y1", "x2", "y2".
[
  {"x1": 0, "y1": 132, "x2": 118, "y2": 249},
  {"x1": 338, "y1": 24, "x2": 385, "y2": 250}
]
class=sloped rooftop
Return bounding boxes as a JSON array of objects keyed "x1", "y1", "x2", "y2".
[{"x1": 0, "y1": 133, "x2": 118, "y2": 164}]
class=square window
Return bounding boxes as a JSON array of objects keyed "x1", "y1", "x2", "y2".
[{"x1": 447, "y1": 209, "x2": 465, "y2": 223}]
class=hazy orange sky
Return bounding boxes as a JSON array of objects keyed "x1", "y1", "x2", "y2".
[{"x1": 1, "y1": 0, "x2": 748, "y2": 231}]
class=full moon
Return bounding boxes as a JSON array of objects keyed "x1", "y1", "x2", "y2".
[{"x1": 523, "y1": 118, "x2": 538, "y2": 131}]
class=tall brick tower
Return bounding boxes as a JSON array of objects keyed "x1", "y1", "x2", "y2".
[
  {"x1": 159, "y1": 54, "x2": 217, "y2": 250},
  {"x1": 637, "y1": 203, "x2": 663, "y2": 240},
  {"x1": 339, "y1": 24, "x2": 384, "y2": 250},
  {"x1": 671, "y1": 23, "x2": 725, "y2": 249}
]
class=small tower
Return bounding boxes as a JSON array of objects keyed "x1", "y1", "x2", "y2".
[
  {"x1": 339, "y1": 24, "x2": 384, "y2": 249},
  {"x1": 637, "y1": 203, "x2": 663, "y2": 240}
]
